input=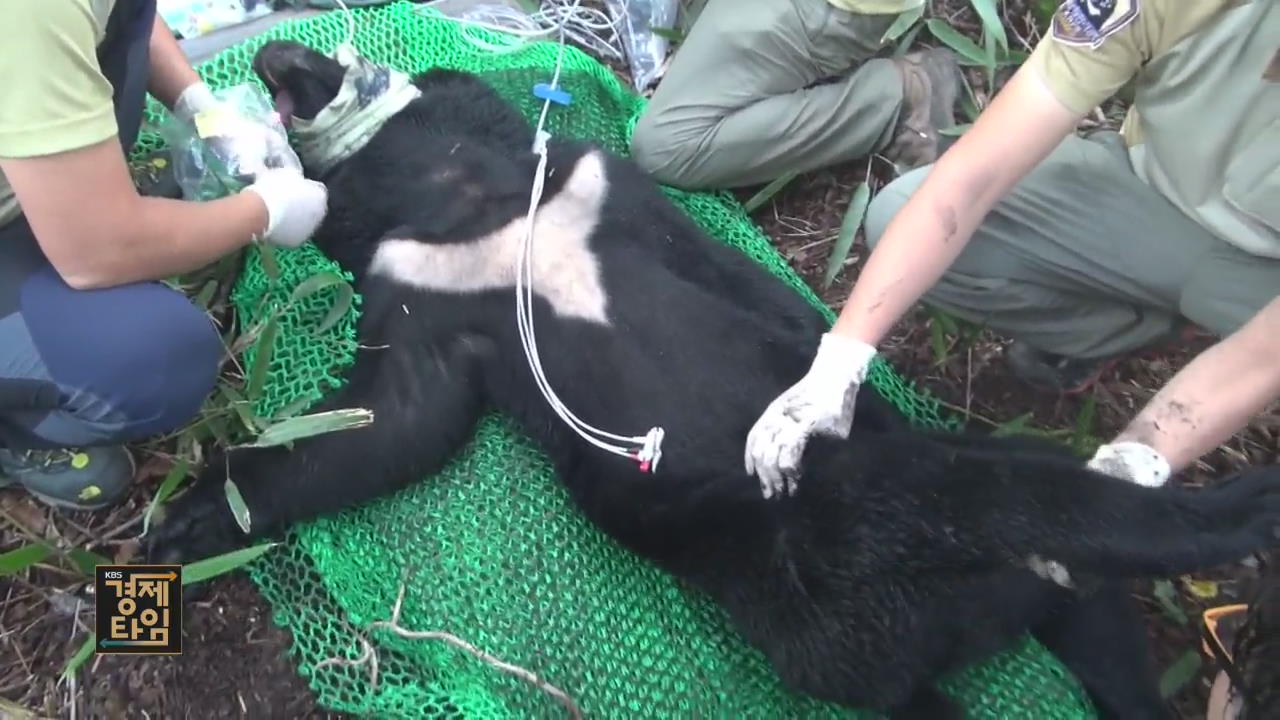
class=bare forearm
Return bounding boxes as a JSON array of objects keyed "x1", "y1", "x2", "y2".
[
  {"x1": 68, "y1": 193, "x2": 266, "y2": 288},
  {"x1": 831, "y1": 163, "x2": 995, "y2": 345},
  {"x1": 147, "y1": 15, "x2": 201, "y2": 110},
  {"x1": 830, "y1": 68, "x2": 1083, "y2": 347},
  {"x1": 1115, "y1": 297, "x2": 1280, "y2": 471}
]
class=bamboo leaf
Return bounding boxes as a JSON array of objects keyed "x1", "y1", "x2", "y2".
[
  {"x1": 285, "y1": 269, "x2": 357, "y2": 338},
  {"x1": 991, "y1": 412, "x2": 1035, "y2": 438},
  {"x1": 224, "y1": 479, "x2": 252, "y2": 534},
  {"x1": 0, "y1": 544, "x2": 51, "y2": 576},
  {"x1": 743, "y1": 172, "x2": 799, "y2": 214},
  {"x1": 930, "y1": 319, "x2": 949, "y2": 366},
  {"x1": 316, "y1": 282, "x2": 355, "y2": 336},
  {"x1": 194, "y1": 279, "x2": 219, "y2": 309},
  {"x1": 967, "y1": 0, "x2": 1009, "y2": 52},
  {"x1": 141, "y1": 457, "x2": 192, "y2": 537},
  {"x1": 235, "y1": 408, "x2": 375, "y2": 449},
  {"x1": 181, "y1": 542, "x2": 277, "y2": 585},
  {"x1": 1158, "y1": 650, "x2": 1201, "y2": 698},
  {"x1": 822, "y1": 181, "x2": 872, "y2": 289},
  {"x1": 61, "y1": 633, "x2": 96, "y2": 682},
  {"x1": 926, "y1": 19, "x2": 989, "y2": 66},
  {"x1": 1152, "y1": 579, "x2": 1190, "y2": 625},
  {"x1": 882, "y1": 5, "x2": 925, "y2": 44},
  {"x1": 1072, "y1": 391, "x2": 1098, "y2": 454},
  {"x1": 221, "y1": 383, "x2": 265, "y2": 437},
  {"x1": 66, "y1": 548, "x2": 111, "y2": 577},
  {"x1": 244, "y1": 316, "x2": 279, "y2": 403},
  {"x1": 651, "y1": 27, "x2": 686, "y2": 43},
  {"x1": 893, "y1": 20, "x2": 926, "y2": 58}
]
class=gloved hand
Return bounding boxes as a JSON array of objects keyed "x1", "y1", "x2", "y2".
[
  {"x1": 745, "y1": 332, "x2": 878, "y2": 499},
  {"x1": 174, "y1": 81, "x2": 302, "y2": 181},
  {"x1": 1086, "y1": 441, "x2": 1172, "y2": 487},
  {"x1": 242, "y1": 168, "x2": 329, "y2": 248}
]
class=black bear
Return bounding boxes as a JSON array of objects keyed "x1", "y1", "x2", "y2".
[{"x1": 148, "y1": 40, "x2": 1280, "y2": 719}]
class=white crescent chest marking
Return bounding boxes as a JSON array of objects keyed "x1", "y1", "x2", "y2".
[{"x1": 368, "y1": 149, "x2": 612, "y2": 325}]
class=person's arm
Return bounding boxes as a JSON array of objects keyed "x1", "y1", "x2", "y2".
[
  {"x1": 1, "y1": 139, "x2": 268, "y2": 288},
  {"x1": 744, "y1": 66, "x2": 1088, "y2": 497},
  {"x1": 830, "y1": 66, "x2": 1082, "y2": 346},
  {"x1": 0, "y1": 4, "x2": 324, "y2": 289},
  {"x1": 146, "y1": 14, "x2": 202, "y2": 111},
  {"x1": 744, "y1": 0, "x2": 1163, "y2": 495},
  {"x1": 1089, "y1": 296, "x2": 1280, "y2": 485}
]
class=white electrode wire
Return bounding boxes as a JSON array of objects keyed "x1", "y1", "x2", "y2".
[
  {"x1": 417, "y1": 0, "x2": 628, "y2": 61},
  {"x1": 332, "y1": 0, "x2": 358, "y2": 49},
  {"x1": 338, "y1": 0, "x2": 663, "y2": 469},
  {"x1": 509, "y1": 0, "x2": 665, "y2": 468}
]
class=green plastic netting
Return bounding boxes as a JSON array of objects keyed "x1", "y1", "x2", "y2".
[{"x1": 130, "y1": 3, "x2": 1098, "y2": 717}]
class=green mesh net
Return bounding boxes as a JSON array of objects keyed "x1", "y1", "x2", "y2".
[{"x1": 130, "y1": 3, "x2": 1097, "y2": 717}]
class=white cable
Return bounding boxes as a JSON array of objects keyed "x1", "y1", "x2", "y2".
[
  {"x1": 331, "y1": 0, "x2": 358, "y2": 49},
  {"x1": 417, "y1": 0, "x2": 628, "y2": 61},
  {"x1": 510, "y1": 0, "x2": 665, "y2": 472},
  {"x1": 338, "y1": 0, "x2": 665, "y2": 472}
]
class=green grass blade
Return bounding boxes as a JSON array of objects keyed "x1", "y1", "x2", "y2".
[
  {"x1": 822, "y1": 181, "x2": 872, "y2": 289},
  {"x1": 181, "y1": 542, "x2": 277, "y2": 585}
]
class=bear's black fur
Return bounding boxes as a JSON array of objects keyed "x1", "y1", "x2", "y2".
[{"x1": 148, "y1": 41, "x2": 1280, "y2": 719}]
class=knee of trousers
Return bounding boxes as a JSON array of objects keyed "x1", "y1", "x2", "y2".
[
  {"x1": 864, "y1": 165, "x2": 928, "y2": 252},
  {"x1": 629, "y1": 109, "x2": 711, "y2": 189},
  {"x1": 17, "y1": 267, "x2": 222, "y2": 444}
]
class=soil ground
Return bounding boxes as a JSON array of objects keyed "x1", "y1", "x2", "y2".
[{"x1": 2, "y1": 2, "x2": 1276, "y2": 719}]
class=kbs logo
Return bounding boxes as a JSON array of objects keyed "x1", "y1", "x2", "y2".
[{"x1": 95, "y1": 565, "x2": 182, "y2": 655}]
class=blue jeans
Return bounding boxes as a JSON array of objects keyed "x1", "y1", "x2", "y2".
[
  {"x1": 0, "y1": 0, "x2": 221, "y2": 450},
  {"x1": 0, "y1": 221, "x2": 222, "y2": 450}
]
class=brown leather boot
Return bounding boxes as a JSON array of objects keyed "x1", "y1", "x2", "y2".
[{"x1": 883, "y1": 48, "x2": 964, "y2": 169}]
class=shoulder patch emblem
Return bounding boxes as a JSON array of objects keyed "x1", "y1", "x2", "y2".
[{"x1": 1051, "y1": 0, "x2": 1139, "y2": 49}]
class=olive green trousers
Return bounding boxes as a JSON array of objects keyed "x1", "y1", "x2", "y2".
[
  {"x1": 629, "y1": 0, "x2": 903, "y2": 190},
  {"x1": 865, "y1": 131, "x2": 1280, "y2": 359}
]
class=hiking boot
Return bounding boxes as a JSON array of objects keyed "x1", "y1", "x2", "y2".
[
  {"x1": 1005, "y1": 341, "x2": 1120, "y2": 395},
  {"x1": 0, "y1": 446, "x2": 135, "y2": 511},
  {"x1": 1005, "y1": 323, "x2": 1210, "y2": 395},
  {"x1": 884, "y1": 48, "x2": 964, "y2": 169}
]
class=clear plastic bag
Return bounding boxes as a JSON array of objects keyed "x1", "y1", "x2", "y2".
[
  {"x1": 157, "y1": 83, "x2": 298, "y2": 201},
  {"x1": 604, "y1": 0, "x2": 679, "y2": 92}
]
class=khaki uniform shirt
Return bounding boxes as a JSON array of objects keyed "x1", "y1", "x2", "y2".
[
  {"x1": 0, "y1": 0, "x2": 121, "y2": 229},
  {"x1": 1026, "y1": 0, "x2": 1279, "y2": 258}
]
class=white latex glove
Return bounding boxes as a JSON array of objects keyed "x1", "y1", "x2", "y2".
[
  {"x1": 175, "y1": 82, "x2": 302, "y2": 180},
  {"x1": 745, "y1": 332, "x2": 877, "y2": 499},
  {"x1": 242, "y1": 168, "x2": 329, "y2": 248},
  {"x1": 1086, "y1": 441, "x2": 1172, "y2": 487}
]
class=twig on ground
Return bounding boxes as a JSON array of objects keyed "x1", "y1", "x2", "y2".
[{"x1": 313, "y1": 570, "x2": 583, "y2": 719}]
